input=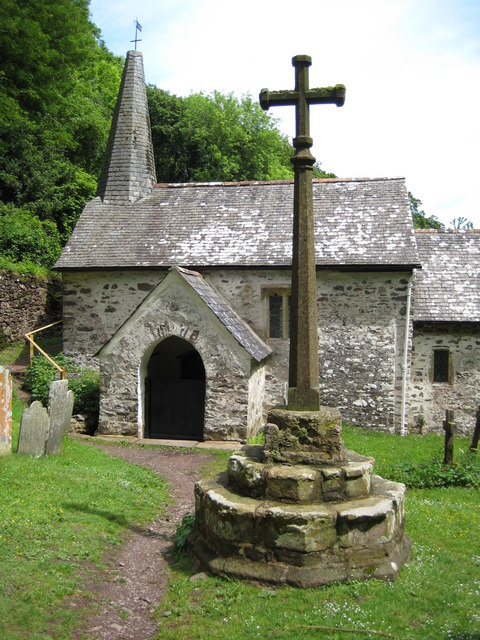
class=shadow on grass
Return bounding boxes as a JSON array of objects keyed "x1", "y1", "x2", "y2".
[{"x1": 63, "y1": 501, "x2": 171, "y2": 541}]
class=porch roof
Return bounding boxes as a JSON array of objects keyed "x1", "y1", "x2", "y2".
[{"x1": 174, "y1": 267, "x2": 272, "y2": 362}]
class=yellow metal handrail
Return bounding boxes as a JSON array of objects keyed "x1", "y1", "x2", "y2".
[{"x1": 25, "y1": 320, "x2": 65, "y2": 380}]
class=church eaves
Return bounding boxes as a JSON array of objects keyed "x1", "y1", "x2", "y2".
[{"x1": 96, "y1": 50, "x2": 156, "y2": 205}]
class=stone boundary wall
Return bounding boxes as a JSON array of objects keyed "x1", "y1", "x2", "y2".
[{"x1": 0, "y1": 271, "x2": 62, "y2": 343}]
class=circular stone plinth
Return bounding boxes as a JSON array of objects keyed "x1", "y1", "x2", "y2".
[
  {"x1": 189, "y1": 473, "x2": 410, "y2": 587},
  {"x1": 227, "y1": 445, "x2": 374, "y2": 503}
]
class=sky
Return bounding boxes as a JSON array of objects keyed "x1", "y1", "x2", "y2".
[{"x1": 89, "y1": 0, "x2": 480, "y2": 228}]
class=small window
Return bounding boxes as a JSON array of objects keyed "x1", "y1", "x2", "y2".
[
  {"x1": 433, "y1": 350, "x2": 449, "y2": 383},
  {"x1": 265, "y1": 289, "x2": 291, "y2": 339}
]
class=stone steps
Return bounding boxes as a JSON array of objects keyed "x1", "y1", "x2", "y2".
[{"x1": 190, "y1": 447, "x2": 411, "y2": 587}]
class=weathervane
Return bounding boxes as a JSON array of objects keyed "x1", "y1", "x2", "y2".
[{"x1": 131, "y1": 19, "x2": 142, "y2": 50}]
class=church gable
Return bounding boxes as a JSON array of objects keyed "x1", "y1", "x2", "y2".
[
  {"x1": 99, "y1": 266, "x2": 270, "y2": 362},
  {"x1": 98, "y1": 266, "x2": 269, "y2": 440}
]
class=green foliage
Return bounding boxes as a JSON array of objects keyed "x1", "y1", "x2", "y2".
[
  {"x1": 343, "y1": 423, "x2": 480, "y2": 488},
  {"x1": 24, "y1": 354, "x2": 99, "y2": 417},
  {"x1": 0, "y1": 0, "x2": 123, "y2": 245},
  {"x1": 389, "y1": 452, "x2": 480, "y2": 488},
  {"x1": 173, "y1": 513, "x2": 196, "y2": 552},
  {"x1": 67, "y1": 367, "x2": 100, "y2": 417},
  {"x1": 148, "y1": 88, "x2": 336, "y2": 183},
  {"x1": 0, "y1": 256, "x2": 52, "y2": 278},
  {"x1": 0, "y1": 203, "x2": 62, "y2": 268},
  {"x1": 247, "y1": 430, "x2": 266, "y2": 445},
  {"x1": 409, "y1": 192, "x2": 444, "y2": 229}
]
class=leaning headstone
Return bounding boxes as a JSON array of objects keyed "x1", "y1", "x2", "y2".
[
  {"x1": 45, "y1": 380, "x2": 73, "y2": 455},
  {"x1": 17, "y1": 401, "x2": 49, "y2": 456},
  {"x1": 64, "y1": 390, "x2": 74, "y2": 434},
  {"x1": 0, "y1": 366, "x2": 12, "y2": 455}
]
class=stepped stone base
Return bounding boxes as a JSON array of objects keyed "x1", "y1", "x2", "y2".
[{"x1": 190, "y1": 441, "x2": 411, "y2": 586}]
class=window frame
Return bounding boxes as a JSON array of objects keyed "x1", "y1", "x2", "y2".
[
  {"x1": 262, "y1": 287, "x2": 291, "y2": 340},
  {"x1": 433, "y1": 348, "x2": 451, "y2": 384}
]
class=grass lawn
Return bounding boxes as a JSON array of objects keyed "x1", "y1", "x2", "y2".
[
  {"x1": 0, "y1": 401, "x2": 170, "y2": 640},
  {"x1": 156, "y1": 427, "x2": 480, "y2": 640},
  {"x1": 1, "y1": 346, "x2": 479, "y2": 639}
]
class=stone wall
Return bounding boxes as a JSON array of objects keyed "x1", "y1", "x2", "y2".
[
  {"x1": 0, "y1": 271, "x2": 62, "y2": 343},
  {"x1": 207, "y1": 269, "x2": 413, "y2": 433},
  {"x1": 62, "y1": 270, "x2": 163, "y2": 364},
  {"x1": 408, "y1": 322, "x2": 480, "y2": 435},
  {"x1": 63, "y1": 268, "x2": 412, "y2": 435}
]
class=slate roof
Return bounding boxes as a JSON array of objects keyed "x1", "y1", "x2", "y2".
[
  {"x1": 96, "y1": 50, "x2": 156, "y2": 204},
  {"x1": 56, "y1": 177, "x2": 420, "y2": 270},
  {"x1": 414, "y1": 229, "x2": 480, "y2": 322},
  {"x1": 173, "y1": 267, "x2": 271, "y2": 361}
]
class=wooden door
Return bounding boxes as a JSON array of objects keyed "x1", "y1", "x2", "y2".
[{"x1": 145, "y1": 378, "x2": 205, "y2": 440}]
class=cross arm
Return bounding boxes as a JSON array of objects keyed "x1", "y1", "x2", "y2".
[
  {"x1": 308, "y1": 85, "x2": 346, "y2": 107},
  {"x1": 260, "y1": 85, "x2": 346, "y2": 111}
]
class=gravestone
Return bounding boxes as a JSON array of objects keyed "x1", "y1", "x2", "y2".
[
  {"x1": 45, "y1": 380, "x2": 74, "y2": 455},
  {"x1": 0, "y1": 366, "x2": 12, "y2": 455},
  {"x1": 471, "y1": 406, "x2": 480, "y2": 453},
  {"x1": 17, "y1": 401, "x2": 49, "y2": 456},
  {"x1": 443, "y1": 409, "x2": 456, "y2": 465}
]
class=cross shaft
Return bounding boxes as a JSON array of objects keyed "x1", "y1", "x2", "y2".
[{"x1": 260, "y1": 55, "x2": 345, "y2": 411}]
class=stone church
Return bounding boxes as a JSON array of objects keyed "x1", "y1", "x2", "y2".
[{"x1": 55, "y1": 51, "x2": 480, "y2": 440}]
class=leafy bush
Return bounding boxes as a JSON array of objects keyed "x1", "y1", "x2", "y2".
[
  {"x1": 0, "y1": 204, "x2": 62, "y2": 269},
  {"x1": 67, "y1": 367, "x2": 100, "y2": 416},
  {"x1": 173, "y1": 513, "x2": 195, "y2": 552},
  {"x1": 389, "y1": 453, "x2": 480, "y2": 488},
  {"x1": 24, "y1": 354, "x2": 99, "y2": 418}
]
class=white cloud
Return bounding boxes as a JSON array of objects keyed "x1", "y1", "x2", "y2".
[{"x1": 90, "y1": 0, "x2": 480, "y2": 227}]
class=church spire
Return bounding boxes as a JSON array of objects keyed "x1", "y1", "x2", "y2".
[{"x1": 97, "y1": 50, "x2": 156, "y2": 205}]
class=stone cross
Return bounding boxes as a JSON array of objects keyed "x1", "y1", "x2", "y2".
[{"x1": 260, "y1": 55, "x2": 345, "y2": 410}]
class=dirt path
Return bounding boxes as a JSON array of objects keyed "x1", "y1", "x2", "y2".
[{"x1": 73, "y1": 445, "x2": 213, "y2": 640}]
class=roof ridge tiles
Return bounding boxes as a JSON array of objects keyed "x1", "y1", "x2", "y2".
[
  {"x1": 415, "y1": 228, "x2": 480, "y2": 234},
  {"x1": 153, "y1": 176, "x2": 405, "y2": 189}
]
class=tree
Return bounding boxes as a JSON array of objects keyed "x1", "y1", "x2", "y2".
[
  {"x1": 450, "y1": 216, "x2": 473, "y2": 230},
  {"x1": 0, "y1": 0, "x2": 123, "y2": 245},
  {"x1": 408, "y1": 192, "x2": 444, "y2": 229},
  {"x1": 148, "y1": 88, "x2": 335, "y2": 183}
]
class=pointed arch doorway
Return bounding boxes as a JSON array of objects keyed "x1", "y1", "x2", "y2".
[{"x1": 145, "y1": 336, "x2": 206, "y2": 440}]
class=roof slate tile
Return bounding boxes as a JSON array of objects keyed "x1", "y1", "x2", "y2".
[
  {"x1": 56, "y1": 177, "x2": 420, "y2": 270},
  {"x1": 414, "y1": 230, "x2": 480, "y2": 322}
]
